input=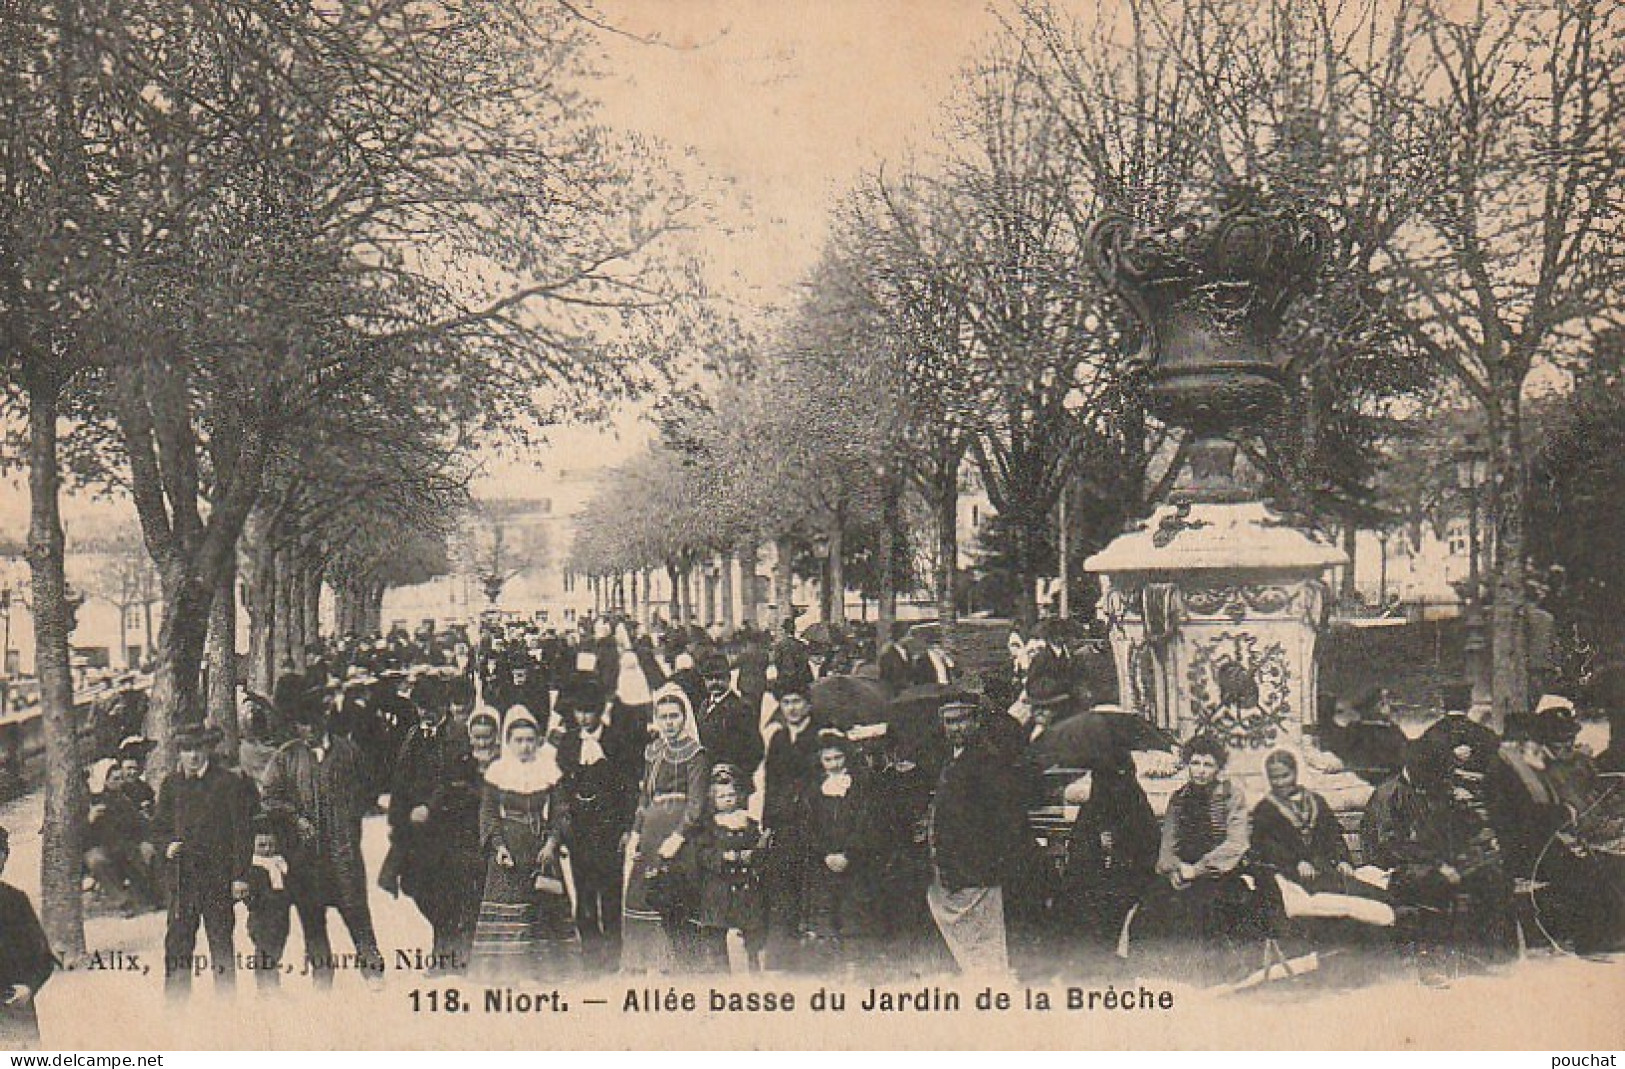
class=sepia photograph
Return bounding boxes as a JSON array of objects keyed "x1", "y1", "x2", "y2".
[{"x1": 0, "y1": 0, "x2": 1621, "y2": 1052}]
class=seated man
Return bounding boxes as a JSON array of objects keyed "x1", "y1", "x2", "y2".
[
  {"x1": 1362, "y1": 736, "x2": 1514, "y2": 984},
  {"x1": 83, "y1": 759, "x2": 160, "y2": 914},
  {"x1": 1518, "y1": 700, "x2": 1625, "y2": 954}
]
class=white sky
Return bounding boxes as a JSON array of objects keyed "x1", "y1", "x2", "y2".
[
  {"x1": 0, "y1": 2, "x2": 1005, "y2": 529},
  {"x1": 589, "y1": 0, "x2": 1003, "y2": 305}
]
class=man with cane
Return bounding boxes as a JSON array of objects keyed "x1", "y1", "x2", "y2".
[{"x1": 152, "y1": 723, "x2": 251, "y2": 998}]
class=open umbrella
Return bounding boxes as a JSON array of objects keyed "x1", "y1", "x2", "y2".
[
  {"x1": 809, "y1": 674, "x2": 891, "y2": 729},
  {"x1": 1030, "y1": 705, "x2": 1160, "y2": 772}
]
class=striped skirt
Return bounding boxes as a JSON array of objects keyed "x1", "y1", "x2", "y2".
[{"x1": 470, "y1": 818, "x2": 578, "y2": 981}]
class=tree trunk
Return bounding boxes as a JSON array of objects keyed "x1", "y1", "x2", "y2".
[
  {"x1": 935, "y1": 479, "x2": 959, "y2": 630},
  {"x1": 286, "y1": 554, "x2": 307, "y2": 670},
  {"x1": 302, "y1": 563, "x2": 322, "y2": 652},
  {"x1": 25, "y1": 377, "x2": 85, "y2": 959},
  {"x1": 365, "y1": 581, "x2": 386, "y2": 635},
  {"x1": 206, "y1": 555, "x2": 238, "y2": 756},
  {"x1": 877, "y1": 480, "x2": 901, "y2": 649},
  {"x1": 772, "y1": 538, "x2": 794, "y2": 627},
  {"x1": 1341, "y1": 520, "x2": 1359, "y2": 603},
  {"x1": 827, "y1": 524, "x2": 846, "y2": 626},
  {"x1": 666, "y1": 563, "x2": 681, "y2": 623},
  {"x1": 243, "y1": 513, "x2": 274, "y2": 695},
  {"x1": 148, "y1": 562, "x2": 213, "y2": 768},
  {"x1": 141, "y1": 599, "x2": 154, "y2": 671},
  {"x1": 1488, "y1": 384, "x2": 1528, "y2": 734},
  {"x1": 1015, "y1": 521, "x2": 1039, "y2": 630},
  {"x1": 737, "y1": 547, "x2": 758, "y2": 629},
  {"x1": 720, "y1": 554, "x2": 736, "y2": 631}
]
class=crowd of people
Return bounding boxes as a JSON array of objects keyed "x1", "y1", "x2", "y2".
[{"x1": 54, "y1": 613, "x2": 1625, "y2": 1002}]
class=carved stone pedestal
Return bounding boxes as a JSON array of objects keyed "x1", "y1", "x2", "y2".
[{"x1": 1086, "y1": 500, "x2": 1370, "y2": 809}]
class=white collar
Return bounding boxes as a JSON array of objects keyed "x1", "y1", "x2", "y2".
[{"x1": 484, "y1": 746, "x2": 563, "y2": 793}]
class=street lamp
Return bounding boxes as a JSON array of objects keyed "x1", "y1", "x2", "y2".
[
  {"x1": 0, "y1": 586, "x2": 11, "y2": 681},
  {"x1": 1453, "y1": 435, "x2": 1491, "y2": 714},
  {"x1": 1057, "y1": 388, "x2": 1088, "y2": 620},
  {"x1": 1453, "y1": 436, "x2": 1490, "y2": 601}
]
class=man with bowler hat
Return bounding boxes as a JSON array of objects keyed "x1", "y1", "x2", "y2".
[{"x1": 152, "y1": 723, "x2": 251, "y2": 997}]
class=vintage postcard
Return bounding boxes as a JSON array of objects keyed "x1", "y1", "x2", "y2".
[{"x1": 0, "y1": 0, "x2": 1621, "y2": 1052}]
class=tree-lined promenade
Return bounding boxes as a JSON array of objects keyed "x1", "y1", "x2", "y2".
[
  {"x1": 571, "y1": 0, "x2": 1623, "y2": 734},
  {"x1": 1, "y1": 0, "x2": 708, "y2": 957}
]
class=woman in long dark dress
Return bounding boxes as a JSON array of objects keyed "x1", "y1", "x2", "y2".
[
  {"x1": 0, "y1": 826, "x2": 53, "y2": 1049},
  {"x1": 470, "y1": 706, "x2": 578, "y2": 980},
  {"x1": 1136, "y1": 736, "x2": 1275, "y2": 982},
  {"x1": 1060, "y1": 746, "x2": 1159, "y2": 959},
  {"x1": 621, "y1": 683, "x2": 710, "y2": 974},
  {"x1": 1251, "y1": 749, "x2": 1391, "y2": 930}
]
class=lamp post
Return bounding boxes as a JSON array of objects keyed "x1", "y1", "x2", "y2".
[
  {"x1": 810, "y1": 531, "x2": 831, "y2": 624},
  {"x1": 0, "y1": 586, "x2": 11, "y2": 681},
  {"x1": 1454, "y1": 436, "x2": 1491, "y2": 714},
  {"x1": 1058, "y1": 386, "x2": 1088, "y2": 621}
]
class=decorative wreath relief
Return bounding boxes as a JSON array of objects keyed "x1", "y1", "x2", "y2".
[{"x1": 1185, "y1": 630, "x2": 1292, "y2": 748}]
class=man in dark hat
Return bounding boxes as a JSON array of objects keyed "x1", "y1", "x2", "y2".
[
  {"x1": 557, "y1": 672, "x2": 638, "y2": 973},
  {"x1": 1023, "y1": 620, "x2": 1075, "y2": 715},
  {"x1": 260, "y1": 693, "x2": 386, "y2": 986},
  {"x1": 1420, "y1": 680, "x2": 1502, "y2": 821},
  {"x1": 152, "y1": 723, "x2": 252, "y2": 997},
  {"x1": 115, "y1": 735, "x2": 158, "y2": 817},
  {"x1": 770, "y1": 618, "x2": 812, "y2": 694},
  {"x1": 697, "y1": 652, "x2": 763, "y2": 782},
  {"x1": 1363, "y1": 736, "x2": 1513, "y2": 982},
  {"x1": 381, "y1": 673, "x2": 474, "y2": 973},
  {"x1": 1590, "y1": 663, "x2": 1625, "y2": 775},
  {"x1": 927, "y1": 692, "x2": 1028, "y2": 977},
  {"x1": 1526, "y1": 697, "x2": 1625, "y2": 953},
  {"x1": 0, "y1": 826, "x2": 53, "y2": 1048},
  {"x1": 760, "y1": 671, "x2": 822, "y2": 967}
]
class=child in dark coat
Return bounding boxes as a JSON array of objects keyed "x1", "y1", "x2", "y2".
[
  {"x1": 693, "y1": 765, "x2": 766, "y2": 974},
  {"x1": 802, "y1": 730, "x2": 881, "y2": 971},
  {"x1": 244, "y1": 815, "x2": 292, "y2": 989}
]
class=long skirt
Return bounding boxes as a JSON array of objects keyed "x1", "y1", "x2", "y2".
[
  {"x1": 470, "y1": 816, "x2": 578, "y2": 981},
  {"x1": 927, "y1": 877, "x2": 1010, "y2": 977},
  {"x1": 621, "y1": 794, "x2": 693, "y2": 974}
]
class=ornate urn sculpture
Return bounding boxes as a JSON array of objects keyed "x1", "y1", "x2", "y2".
[{"x1": 1085, "y1": 189, "x2": 1362, "y2": 804}]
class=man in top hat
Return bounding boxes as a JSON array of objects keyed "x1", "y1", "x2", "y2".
[
  {"x1": 259, "y1": 692, "x2": 386, "y2": 986},
  {"x1": 697, "y1": 652, "x2": 763, "y2": 782},
  {"x1": 381, "y1": 673, "x2": 474, "y2": 973},
  {"x1": 0, "y1": 825, "x2": 54, "y2": 1048},
  {"x1": 770, "y1": 618, "x2": 812, "y2": 694},
  {"x1": 152, "y1": 723, "x2": 252, "y2": 997},
  {"x1": 556, "y1": 672, "x2": 639, "y2": 973},
  {"x1": 927, "y1": 693, "x2": 1029, "y2": 977},
  {"x1": 760, "y1": 669, "x2": 822, "y2": 967}
]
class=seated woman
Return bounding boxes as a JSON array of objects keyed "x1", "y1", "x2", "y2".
[
  {"x1": 1251, "y1": 750, "x2": 1393, "y2": 927},
  {"x1": 1135, "y1": 736, "x2": 1277, "y2": 981}
]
